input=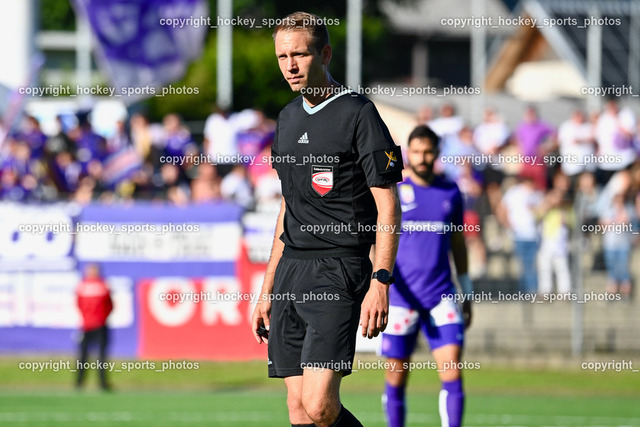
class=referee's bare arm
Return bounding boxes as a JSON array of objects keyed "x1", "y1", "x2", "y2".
[
  {"x1": 360, "y1": 183, "x2": 401, "y2": 339},
  {"x1": 251, "y1": 197, "x2": 286, "y2": 344}
]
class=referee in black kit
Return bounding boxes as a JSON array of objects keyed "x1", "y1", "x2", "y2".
[{"x1": 251, "y1": 11, "x2": 403, "y2": 427}]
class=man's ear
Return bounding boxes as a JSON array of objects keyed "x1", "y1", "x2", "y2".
[{"x1": 321, "y1": 44, "x2": 332, "y2": 66}]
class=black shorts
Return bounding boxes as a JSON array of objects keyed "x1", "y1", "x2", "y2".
[
  {"x1": 482, "y1": 165, "x2": 504, "y2": 185},
  {"x1": 267, "y1": 255, "x2": 372, "y2": 378}
]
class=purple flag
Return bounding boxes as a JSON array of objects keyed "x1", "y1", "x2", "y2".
[
  {"x1": 102, "y1": 146, "x2": 143, "y2": 186},
  {"x1": 73, "y1": 0, "x2": 208, "y2": 102},
  {"x1": 0, "y1": 53, "x2": 44, "y2": 151}
]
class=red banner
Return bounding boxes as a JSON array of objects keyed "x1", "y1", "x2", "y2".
[{"x1": 138, "y1": 244, "x2": 268, "y2": 360}]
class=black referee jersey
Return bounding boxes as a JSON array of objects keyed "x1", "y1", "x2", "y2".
[{"x1": 271, "y1": 88, "x2": 403, "y2": 259}]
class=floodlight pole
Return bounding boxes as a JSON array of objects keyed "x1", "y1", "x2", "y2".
[
  {"x1": 471, "y1": 0, "x2": 486, "y2": 124},
  {"x1": 586, "y1": 5, "x2": 602, "y2": 113},
  {"x1": 571, "y1": 206, "x2": 584, "y2": 357},
  {"x1": 217, "y1": 0, "x2": 233, "y2": 110},
  {"x1": 346, "y1": 0, "x2": 362, "y2": 91},
  {"x1": 76, "y1": 7, "x2": 92, "y2": 103},
  {"x1": 629, "y1": 0, "x2": 640, "y2": 91}
]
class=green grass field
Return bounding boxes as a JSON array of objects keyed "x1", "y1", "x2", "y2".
[{"x1": 1, "y1": 357, "x2": 639, "y2": 426}]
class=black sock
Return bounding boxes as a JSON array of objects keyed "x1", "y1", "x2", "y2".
[{"x1": 329, "y1": 405, "x2": 362, "y2": 427}]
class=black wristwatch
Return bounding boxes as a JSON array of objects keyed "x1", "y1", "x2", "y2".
[{"x1": 372, "y1": 269, "x2": 395, "y2": 285}]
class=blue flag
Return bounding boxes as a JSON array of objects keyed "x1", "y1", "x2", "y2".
[{"x1": 73, "y1": 0, "x2": 208, "y2": 102}]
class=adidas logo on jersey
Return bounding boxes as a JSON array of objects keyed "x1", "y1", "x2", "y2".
[{"x1": 298, "y1": 132, "x2": 309, "y2": 144}]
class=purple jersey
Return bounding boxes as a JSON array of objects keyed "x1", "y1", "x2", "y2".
[
  {"x1": 76, "y1": 130, "x2": 107, "y2": 164},
  {"x1": 390, "y1": 175, "x2": 464, "y2": 310},
  {"x1": 17, "y1": 130, "x2": 47, "y2": 158},
  {"x1": 164, "y1": 130, "x2": 192, "y2": 157}
]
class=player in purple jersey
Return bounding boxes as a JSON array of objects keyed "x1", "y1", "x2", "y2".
[{"x1": 381, "y1": 125, "x2": 473, "y2": 427}]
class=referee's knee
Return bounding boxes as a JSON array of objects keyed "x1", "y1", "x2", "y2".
[{"x1": 302, "y1": 398, "x2": 340, "y2": 425}]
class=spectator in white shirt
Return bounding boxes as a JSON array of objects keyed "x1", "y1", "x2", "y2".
[
  {"x1": 428, "y1": 103, "x2": 464, "y2": 142},
  {"x1": 595, "y1": 99, "x2": 636, "y2": 184},
  {"x1": 558, "y1": 110, "x2": 596, "y2": 179},
  {"x1": 473, "y1": 107, "x2": 510, "y2": 156},
  {"x1": 498, "y1": 175, "x2": 544, "y2": 294}
]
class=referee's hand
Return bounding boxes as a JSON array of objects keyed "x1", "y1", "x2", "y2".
[
  {"x1": 462, "y1": 300, "x2": 472, "y2": 330},
  {"x1": 251, "y1": 298, "x2": 271, "y2": 344},
  {"x1": 360, "y1": 281, "x2": 389, "y2": 339}
]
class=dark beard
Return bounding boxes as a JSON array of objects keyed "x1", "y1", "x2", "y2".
[{"x1": 411, "y1": 164, "x2": 433, "y2": 181}]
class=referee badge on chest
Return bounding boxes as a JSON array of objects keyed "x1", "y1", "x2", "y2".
[{"x1": 311, "y1": 165, "x2": 333, "y2": 196}]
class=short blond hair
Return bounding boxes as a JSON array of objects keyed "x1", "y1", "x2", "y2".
[{"x1": 273, "y1": 11, "x2": 330, "y2": 54}]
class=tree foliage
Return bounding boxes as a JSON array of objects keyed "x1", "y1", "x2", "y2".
[{"x1": 40, "y1": 0, "x2": 76, "y2": 31}]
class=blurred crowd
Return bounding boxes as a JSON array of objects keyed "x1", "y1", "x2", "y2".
[
  {"x1": 2, "y1": 98, "x2": 639, "y2": 299},
  {"x1": 0, "y1": 107, "x2": 280, "y2": 208},
  {"x1": 422, "y1": 100, "x2": 639, "y2": 300}
]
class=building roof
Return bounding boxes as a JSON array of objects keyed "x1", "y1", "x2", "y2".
[{"x1": 523, "y1": 0, "x2": 639, "y2": 87}]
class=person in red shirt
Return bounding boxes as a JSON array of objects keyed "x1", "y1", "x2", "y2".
[{"x1": 76, "y1": 263, "x2": 113, "y2": 390}]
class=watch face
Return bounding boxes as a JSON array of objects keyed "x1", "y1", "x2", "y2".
[{"x1": 376, "y1": 269, "x2": 390, "y2": 283}]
